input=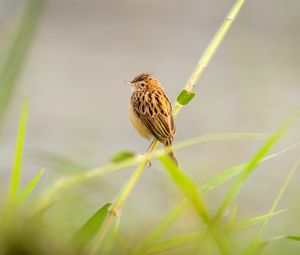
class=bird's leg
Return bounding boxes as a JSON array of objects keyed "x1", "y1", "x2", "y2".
[{"x1": 144, "y1": 139, "x2": 157, "y2": 168}]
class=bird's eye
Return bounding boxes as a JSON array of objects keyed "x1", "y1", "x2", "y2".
[{"x1": 140, "y1": 83, "x2": 145, "y2": 87}]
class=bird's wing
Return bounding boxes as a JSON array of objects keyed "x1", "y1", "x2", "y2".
[{"x1": 133, "y1": 91, "x2": 175, "y2": 144}]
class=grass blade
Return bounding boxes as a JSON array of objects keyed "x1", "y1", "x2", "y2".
[
  {"x1": 255, "y1": 159, "x2": 300, "y2": 234},
  {"x1": 213, "y1": 120, "x2": 292, "y2": 221},
  {"x1": 8, "y1": 99, "x2": 29, "y2": 203},
  {"x1": 136, "y1": 210, "x2": 287, "y2": 255},
  {"x1": 257, "y1": 157, "x2": 300, "y2": 235},
  {"x1": 147, "y1": 231, "x2": 205, "y2": 255},
  {"x1": 29, "y1": 149, "x2": 87, "y2": 174},
  {"x1": 229, "y1": 209, "x2": 287, "y2": 230},
  {"x1": 202, "y1": 142, "x2": 300, "y2": 193},
  {"x1": 131, "y1": 144, "x2": 299, "y2": 255},
  {"x1": 20, "y1": 167, "x2": 45, "y2": 202},
  {"x1": 101, "y1": 216, "x2": 128, "y2": 254},
  {"x1": 171, "y1": 133, "x2": 269, "y2": 153},
  {"x1": 158, "y1": 156, "x2": 232, "y2": 254},
  {"x1": 0, "y1": 0, "x2": 45, "y2": 123},
  {"x1": 34, "y1": 133, "x2": 267, "y2": 214},
  {"x1": 247, "y1": 235, "x2": 300, "y2": 255},
  {"x1": 159, "y1": 155, "x2": 210, "y2": 224},
  {"x1": 130, "y1": 202, "x2": 187, "y2": 255},
  {"x1": 243, "y1": 156, "x2": 300, "y2": 254},
  {"x1": 72, "y1": 203, "x2": 111, "y2": 253}
]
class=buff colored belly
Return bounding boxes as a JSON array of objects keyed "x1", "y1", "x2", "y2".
[{"x1": 130, "y1": 104, "x2": 152, "y2": 140}]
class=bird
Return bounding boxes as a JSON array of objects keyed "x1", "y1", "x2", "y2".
[{"x1": 125, "y1": 73, "x2": 178, "y2": 165}]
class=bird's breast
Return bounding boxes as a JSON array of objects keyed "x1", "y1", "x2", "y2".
[{"x1": 130, "y1": 102, "x2": 152, "y2": 140}]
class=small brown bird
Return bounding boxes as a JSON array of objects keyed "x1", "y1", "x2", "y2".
[{"x1": 126, "y1": 73, "x2": 178, "y2": 165}]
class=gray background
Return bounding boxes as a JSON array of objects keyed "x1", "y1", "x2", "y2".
[{"x1": 0, "y1": 0, "x2": 300, "y2": 253}]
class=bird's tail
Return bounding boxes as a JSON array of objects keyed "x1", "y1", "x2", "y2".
[
  {"x1": 164, "y1": 140, "x2": 178, "y2": 165},
  {"x1": 168, "y1": 149, "x2": 178, "y2": 165}
]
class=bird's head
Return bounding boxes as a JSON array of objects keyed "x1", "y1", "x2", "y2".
[{"x1": 125, "y1": 73, "x2": 161, "y2": 92}]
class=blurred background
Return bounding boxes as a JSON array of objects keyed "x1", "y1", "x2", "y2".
[{"x1": 0, "y1": 0, "x2": 300, "y2": 254}]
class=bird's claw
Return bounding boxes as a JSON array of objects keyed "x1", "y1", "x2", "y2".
[
  {"x1": 138, "y1": 153, "x2": 152, "y2": 168},
  {"x1": 146, "y1": 160, "x2": 152, "y2": 168}
]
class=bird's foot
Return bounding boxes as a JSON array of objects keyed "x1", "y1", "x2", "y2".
[
  {"x1": 137, "y1": 153, "x2": 152, "y2": 168},
  {"x1": 146, "y1": 160, "x2": 152, "y2": 168}
]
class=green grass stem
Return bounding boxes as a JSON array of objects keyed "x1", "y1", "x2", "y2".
[
  {"x1": 243, "y1": 156, "x2": 300, "y2": 254},
  {"x1": 213, "y1": 121, "x2": 290, "y2": 222},
  {"x1": 8, "y1": 99, "x2": 29, "y2": 203},
  {"x1": 130, "y1": 143, "x2": 299, "y2": 254},
  {"x1": 33, "y1": 133, "x2": 267, "y2": 214}
]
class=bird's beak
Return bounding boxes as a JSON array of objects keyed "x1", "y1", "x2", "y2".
[{"x1": 124, "y1": 81, "x2": 133, "y2": 87}]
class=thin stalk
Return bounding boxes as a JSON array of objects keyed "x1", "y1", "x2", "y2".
[
  {"x1": 243, "y1": 156, "x2": 300, "y2": 254},
  {"x1": 90, "y1": 141, "x2": 157, "y2": 255},
  {"x1": 185, "y1": 0, "x2": 245, "y2": 92},
  {"x1": 33, "y1": 133, "x2": 266, "y2": 214},
  {"x1": 129, "y1": 143, "x2": 299, "y2": 255},
  {"x1": 173, "y1": 0, "x2": 246, "y2": 115},
  {"x1": 213, "y1": 116, "x2": 294, "y2": 222},
  {"x1": 85, "y1": 0, "x2": 247, "y2": 252},
  {"x1": 259, "y1": 158, "x2": 300, "y2": 234}
]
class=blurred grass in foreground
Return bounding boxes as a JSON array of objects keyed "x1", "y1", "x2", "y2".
[
  {"x1": 0, "y1": 0, "x2": 45, "y2": 126},
  {"x1": 0, "y1": 99, "x2": 299, "y2": 255},
  {"x1": 1, "y1": 0, "x2": 300, "y2": 254}
]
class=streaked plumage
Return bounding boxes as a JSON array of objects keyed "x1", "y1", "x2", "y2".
[{"x1": 127, "y1": 73, "x2": 177, "y2": 164}]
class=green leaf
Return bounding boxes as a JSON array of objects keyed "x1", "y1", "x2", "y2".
[
  {"x1": 110, "y1": 151, "x2": 136, "y2": 163},
  {"x1": 287, "y1": 236, "x2": 300, "y2": 241},
  {"x1": 159, "y1": 155, "x2": 210, "y2": 224},
  {"x1": 72, "y1": 203, "x2": 111, "y2": 253},
  {"x1": 176, "y1": 89, "x2": 195, "y2": 105},
  {"x1": 20, "y1": 167, "x2": 45, "y2": 202},
  {"x1": 8, "y1": 98, "x2": 29, "y2": 202},
  {"x1": 158, "y1": 158, "x2": 235, "y2": 255}
]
